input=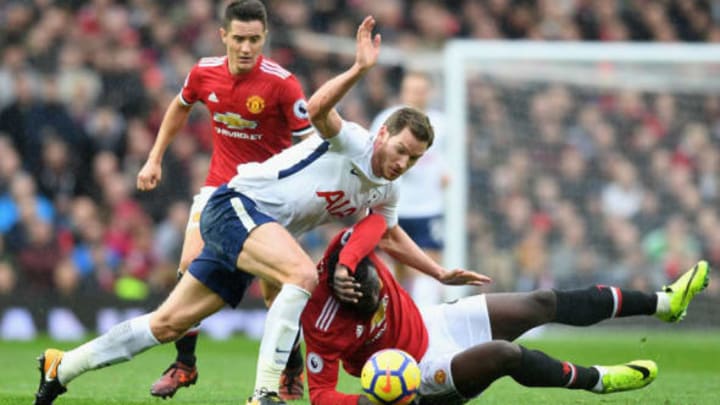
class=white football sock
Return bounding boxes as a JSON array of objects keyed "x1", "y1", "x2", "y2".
[
  {"x1": 58, "y1": 313, "x2": 160, "y2": 384},
  {"x1": 591, "y1": 366, "x2": 605, "y2": 392},
  {"x1": 254, "y1": 284, "x2": 310, "y2": 393},
  {"x1": 655, "y1": 292, "x2": 670, "y2": 315}
]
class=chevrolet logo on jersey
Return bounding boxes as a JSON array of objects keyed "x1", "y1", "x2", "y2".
[{"x1": 213, "y1": 112, "x2": 258, "y2": 129}]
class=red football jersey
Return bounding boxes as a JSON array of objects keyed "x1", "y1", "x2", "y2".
[
  {"x1": 180, "y1": 55, "x2": 313, "y2": 186},
  {"x1": 302, "y1": 214, "x2": 429, "y2": 405}
]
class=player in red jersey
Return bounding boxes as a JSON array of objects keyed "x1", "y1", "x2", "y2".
[
  {"x1": 302, "y1": 213, "x2": 710, "y2": 404},
  {"x1": 33, "y1": 15, "x2": 489, "y2": 405},
  {"x1": 136, "y1": 0, "x2": 312, "y2": 401}
]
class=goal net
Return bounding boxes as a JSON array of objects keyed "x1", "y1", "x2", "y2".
[{"x1": 443, "y1": 41, "x2": 720, "y2": 297}]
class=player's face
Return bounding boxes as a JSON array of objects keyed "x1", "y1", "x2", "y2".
[
  {"x1": 220, "y1": 20, "x2": 267, "y2": 75},
  {"x1": 371, "y1": 126, "x2": 428, "y2": 181},
  {"x1": 401, "y1": 75, "x2": 431, "y2": 110}
]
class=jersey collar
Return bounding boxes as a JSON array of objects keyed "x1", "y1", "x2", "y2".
[{"x1": 225, "y1": 54, "x2": 264, "y2": 81}]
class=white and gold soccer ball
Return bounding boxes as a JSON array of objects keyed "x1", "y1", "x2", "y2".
[{"x1": 360, "y1": 349, "x2": 421, "y2": 405}]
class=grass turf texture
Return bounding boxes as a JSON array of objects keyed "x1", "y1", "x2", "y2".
[{"x1": 2, "y1": 329, "x2": 718, "y2": 404}]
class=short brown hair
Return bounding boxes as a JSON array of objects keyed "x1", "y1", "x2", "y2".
[
  {"x1": 224, "y1": 0, "x2": 268, "y2": 30},
  {"x1": 384, "y1": 107, "x2": 434, "y2": 148}
]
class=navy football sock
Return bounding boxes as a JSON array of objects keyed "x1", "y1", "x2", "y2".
[{"x1": 175, "y1": 330, "x2": 199, "y2": 367}]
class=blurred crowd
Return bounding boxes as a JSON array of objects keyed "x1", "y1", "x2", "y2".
[{"x1": 0, "y1": 0, "x2": 719, "y2": 301}]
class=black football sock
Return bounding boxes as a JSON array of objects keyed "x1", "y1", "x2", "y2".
[
  {"x1": 554, "y1": 286, "x2": 657, "y2": 326},
  {"x1": 511, "y1": 346, "x2": 599, "y2": 390},
  {"x1": 175, "y1": 330, "x2": 199, "y2": 367}
]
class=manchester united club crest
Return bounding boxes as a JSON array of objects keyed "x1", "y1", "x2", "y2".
[
  {"x1": 433, "y1": 369, "x2": 447, "y2": 385},
  {"x1": 246, "y1": 95, "x2": 265, "y2": 114}
]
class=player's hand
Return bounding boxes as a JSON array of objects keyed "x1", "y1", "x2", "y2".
[
  {"x1": 437, "y1": 268, "x2": 491, "y2": 286},
  {"x1": 137, "y1": 160, "x2": 162, "y2": 191},
  {"x1": 355, "y1": 16, "x2": 381, "y2": 71},
  {"x1": 332, "y1": 265, "x2": 362, "y2": 304}
]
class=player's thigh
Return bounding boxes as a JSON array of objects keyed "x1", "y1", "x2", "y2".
[
  {"x1": 236, "y1": 221, "x2": 317, "y2": 290},
  {"x1": 179, "y1": 187, "x2": 216, "y2": 271},
  {"x1": 179, "y1": 226, "x2": 204, "y2": 272},
  {"x1": 485, "y1": 291, "x2": 554, "y2": 341}
]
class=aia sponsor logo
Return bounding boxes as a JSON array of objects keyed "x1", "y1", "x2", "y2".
[{"x1": 316, "y1": 190, "x2": 357, "y2": 218}]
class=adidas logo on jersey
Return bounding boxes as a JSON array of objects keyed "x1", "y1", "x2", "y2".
[{"x1": 208, "y1": 92, "x2": 219, "y2": 103}]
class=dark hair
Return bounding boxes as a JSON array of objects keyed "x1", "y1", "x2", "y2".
[
  {"x1": 326, "y1": 249, "x2": 382, "y2": 317},
  {"x1": 384, "y1": 107, "x2": 434, "y2": 148},
  {"x1": 224, "y1": 0, "x2": 268, "y2": 30}
]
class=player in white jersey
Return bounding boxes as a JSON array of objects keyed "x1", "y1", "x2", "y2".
[
  {"x1": 370, "y1": 71, "x2": 450, "y2": 306},
  {"x1": 33, "y1": 16, "x2": 490, "y2": 405}
]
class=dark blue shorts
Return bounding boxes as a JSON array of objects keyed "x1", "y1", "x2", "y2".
[
  {"x1": 188, "y1": 184, "x2": 275, "y2": 307},
  {"x1": 398, "y1": 215, "x2": 444, "y2": 250},
  {"x1": 188, "y1": 248, "x2": 255, "y2": 307}
]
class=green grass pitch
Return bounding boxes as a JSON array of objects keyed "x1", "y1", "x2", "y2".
[{"x1": 2, "y1": 329, "x2": 718, "y2": 404}]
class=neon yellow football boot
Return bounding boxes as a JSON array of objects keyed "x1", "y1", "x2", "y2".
[
  {"x1": 657, "y1": 260, "x2": 711, "y2": 323},
  {"x1": 593, "y1": 360, "x2": 657, "y2": 394}
]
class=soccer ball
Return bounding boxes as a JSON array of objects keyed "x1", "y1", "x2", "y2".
[{"x1": 360, "y1": 349, "x2": 421, "y2": 405}]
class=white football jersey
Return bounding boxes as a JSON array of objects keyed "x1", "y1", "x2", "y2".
[
  {"x1": 228, "y1": 120, "x2": 399, "y2": 236},
  {"x1": 370, "y1": 106, "x2": 448, "y2": 218}
]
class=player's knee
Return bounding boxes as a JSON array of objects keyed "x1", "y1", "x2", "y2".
[
  {"x1": 150, "y1": 312, "x2": 193, "y2": 343},
  {"x1": 489, "y1": 340, "x2": 522, "y2": 370},
  {"x1": 528, "y1": 289, "x2": 556, "y2": 322},
  {"x1": 286, "y1": 264, "x2": 318, "y2": 293}
]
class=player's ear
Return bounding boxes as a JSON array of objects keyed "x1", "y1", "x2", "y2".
[
  {"x1": 219, "y1": 27, "x2": 228, "y2": 43},
  {"x1": 374, "y1": 125, "x2": 388, "y2": 147}
]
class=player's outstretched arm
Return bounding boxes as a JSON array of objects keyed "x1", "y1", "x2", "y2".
[
  {"x1": 137, "y1": 96, "x2": 192, "y2": 191},
  {"x1": 379, "y1": 225, "x2": 492, "y2": 286},
  {"x1": 307, "y1": 15, "x2": 381, "y2": 139}
]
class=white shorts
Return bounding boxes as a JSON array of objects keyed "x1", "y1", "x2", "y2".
[
  {"x1": 185, "y1": 186, "x2": 217, "y2": 232},
  {"x1": 417, "y1": 295, "x2": 492, "y2": 404}
]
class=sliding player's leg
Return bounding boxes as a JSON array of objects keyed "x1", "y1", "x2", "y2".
[
  {"x1": 486, "y1": 260, "x2": 711, "y2": 342},
  {"x1": 443, "y1": 341, "x2": 656, "y2": 403},
  {"x1": 416, "y1": 293, "x2": 657, "y2": 404}
]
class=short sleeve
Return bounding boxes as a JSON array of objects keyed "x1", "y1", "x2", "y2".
[
  {"x1": 370, "y1": 185, "x2": 399, "y2": 229},
  {"x1": 278, "y1": 76, "x2": 313, "y2": 137},
  {"x1": 179, "y1": 64, "x2": 200, "y2": 106}
]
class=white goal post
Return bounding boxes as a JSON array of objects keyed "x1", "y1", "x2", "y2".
[{"x1": 443, "y1": 40, "x2": 720, "y2": 272}]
